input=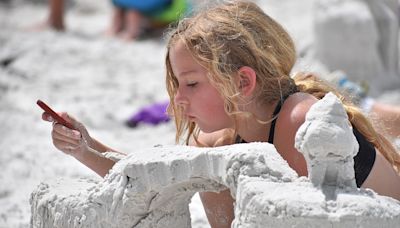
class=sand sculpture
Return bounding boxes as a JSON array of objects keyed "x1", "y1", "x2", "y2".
[
  {"x1": 295, "y1": 93, "x2": 359, "y2": 191},
  {"x1": 30, "y1": 93, "x2": 400, "y2": 227},
  {"x1": 313, "y1": 0, "x2": 400, "y2": 95}
]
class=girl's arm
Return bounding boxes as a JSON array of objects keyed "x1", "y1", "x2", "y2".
[
  {"x1": 72, "y1": 145, "x2": 117, "y2": 177},
  {"x1": 190, "y1": 129, "x2": 236, "y2": 228},
  {"x1": 198, "y1": 189, "x2": 235, "y2": 228},
  {"x1": 89, "y1": 137, "x2": 125, "y2": 155},
  {"x1": 42, "y1": 112, "x2": 125, "y2": 177},
  {"x1": 361, "y1": 151, "x2": 400, "y2": 200}
]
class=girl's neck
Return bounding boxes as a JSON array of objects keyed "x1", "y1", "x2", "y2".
[{"x1": 236, "y1": 101, "x2": 278, "y2": 143}]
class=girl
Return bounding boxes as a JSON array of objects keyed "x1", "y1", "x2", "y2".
[
  {"x1": 42, "y1": 1, "x2": 400, "y2": 227},
  {"x1": 165, "y1": 2, "x2": 400, "y2": 226}
]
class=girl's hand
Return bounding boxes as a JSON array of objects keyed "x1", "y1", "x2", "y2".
[{"x1": 42, "y1": 112, "x2": 94, "y2": 158}]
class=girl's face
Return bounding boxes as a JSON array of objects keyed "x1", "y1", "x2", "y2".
[{"x1": 169, "y1": 40, "x2": 234, "y2": 133}]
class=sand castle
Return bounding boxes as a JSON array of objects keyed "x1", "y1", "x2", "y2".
[
  {"x1": 295, "y1": 93, "x2": 359, "y2": 191},
  {"x1": 313, "y1": 0, "x2": 400, "y2": 95},
  {"x1": 30, "y1": 93, "x2": 400, "y2": 227}
]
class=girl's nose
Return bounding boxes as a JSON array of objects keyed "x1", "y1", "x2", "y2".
[{"x1": 174, "y1": 89, "x2": 189, "y2": 107}]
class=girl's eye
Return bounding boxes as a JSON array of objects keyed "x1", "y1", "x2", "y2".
[{"x1": 187, "y1": 82, "x2": 198, "y2": 87}]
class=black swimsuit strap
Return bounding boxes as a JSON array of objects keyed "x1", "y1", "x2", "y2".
[
  {"x1": 237, "y1": 85, "x2": 299, "y2": 144},
  {"x1": 268, "y1": 99, "x2": 284, "y2": 144},
  {"x1": 268, "y1": 91, "x2": 297, "y2": 144}
]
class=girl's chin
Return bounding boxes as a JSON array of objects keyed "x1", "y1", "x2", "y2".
[{"x1": 197, "y1": 124, "x2": 224, "y2": 133}]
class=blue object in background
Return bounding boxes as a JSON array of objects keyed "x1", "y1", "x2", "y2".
[{"x1": 112, "y1": 0, "x2": 172, "y2": 14}]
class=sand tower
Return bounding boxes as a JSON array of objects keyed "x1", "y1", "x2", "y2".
[{"x1": 313, "y1": 0, "x2": 400, "y2": 96}]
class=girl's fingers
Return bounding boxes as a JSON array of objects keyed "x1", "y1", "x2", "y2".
[
  {"x1": 42, "y1": 112, "x2": 76, "y2": 132},
  {"x1": 60, "y1": 112, "x2": 82, "y2": 130},
  {"x1": 42, "y1": 112, "x2": 54, "y2": 122},
  {"x1": 52, "y1": 130, "x2": 81, "y2": 147},
  {"x1": 60, "y1": 113, "x2": 91, "y2": 139},
  {"x1": 60, "y1": 112, "x2": 73, "y2": 122},
  {"x1": 50, "y1": 114, "x2": 93, "y2": 154},
  {"x1": 53, "y1": 140, "x2": 82, "y2": 154},
  {"x1": 53, "y1": 123, "x2": 82, "y2": 140}
]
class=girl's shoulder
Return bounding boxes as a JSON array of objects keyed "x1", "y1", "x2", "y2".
[
  {"x1": 280, "y1": 92, "x2": 318, "y2": 126},
  {"x1": 273, "y1": 92, "x2": 318, "y2": 176}
]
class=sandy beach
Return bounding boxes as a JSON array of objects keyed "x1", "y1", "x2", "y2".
[{"x1": 0, "y1": 0, "x2": 399, "y2": 227}]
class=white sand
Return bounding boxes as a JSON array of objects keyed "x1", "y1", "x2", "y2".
[
  {"x1": 0, "y1": 0, "x2": 399, "y2": 227},
  {"x1": 30, "y1": 95, "x2": 400, "y2": 227},
  {"x1": 30, "y1": 143, "x2": 297, "y2": 228},
  {"x1": 295, "y1": 93, "x2": 359, "y2": 190}
]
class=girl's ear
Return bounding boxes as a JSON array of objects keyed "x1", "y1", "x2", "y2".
[{"x1": 237, "y1": 66, "x2": 257, "y2": 96}]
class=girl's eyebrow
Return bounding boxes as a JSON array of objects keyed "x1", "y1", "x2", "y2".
[{"x1": 178, "y1": 70, "x2": 198, "y2": 77}]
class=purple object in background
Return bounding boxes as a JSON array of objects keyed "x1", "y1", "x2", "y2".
[{"x1": 126, "y1": 100, "x2": 170, "y2": 127}]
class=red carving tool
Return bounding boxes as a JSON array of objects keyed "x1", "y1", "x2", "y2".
[{"x1": 37, "y1": 99, "x2": 74, "y2": 129}]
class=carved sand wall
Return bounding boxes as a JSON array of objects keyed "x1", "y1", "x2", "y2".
[{"x1": 31, "y1": 93, "x2": 400, "y2": 227}]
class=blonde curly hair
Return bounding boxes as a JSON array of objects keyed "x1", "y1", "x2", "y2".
[{"x1": 164, "y1": 0, "x2": 400, "y2": 171}]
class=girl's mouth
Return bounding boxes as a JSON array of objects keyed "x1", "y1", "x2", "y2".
[{"x1": 186, "y1": 114, "x2": 195, "y2": 121}]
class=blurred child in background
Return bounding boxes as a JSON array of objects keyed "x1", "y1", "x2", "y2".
[
  {"x1": 35, "y1": 0, "x2": 190, "y2": 40},
  {"x1": 107, "y1": 0, "x2": 190, "y2": 40}
]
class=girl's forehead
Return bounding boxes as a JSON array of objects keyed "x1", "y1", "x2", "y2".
[
  {"x1": 169, "y1": 40, "x2": 197, "y2": 64},
  {"x1": 170, "y1": 39, "x2": 187, "y2": 53},
  {"x1": 169, "y1": 41, "x2": 200, "y2": 75}
]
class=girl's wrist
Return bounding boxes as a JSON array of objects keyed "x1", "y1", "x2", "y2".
[
  {"x1": 70, "y1": 146, "x2": 89, "y2": 161},
  {"x1": 87, "y1": 138, "x2": 106, "y2": 153},
  {"x1": 72, "y1": 146, "x2": 101, "y2": 163},
  {"x1": 90, "y1": 138, "x2": 119, "y2": 153}
]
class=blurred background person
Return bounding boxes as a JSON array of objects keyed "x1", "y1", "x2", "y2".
[
  {"x1": 107, "y1": 0, "x2": 190, "y2": 40},
  {"x1": 32, "y1": 0, "x2": 190, "y2": 40}
]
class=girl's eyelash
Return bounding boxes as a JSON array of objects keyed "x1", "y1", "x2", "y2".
[{"x1": 187, "y1": 82, "x2": 198, "y2": 87}]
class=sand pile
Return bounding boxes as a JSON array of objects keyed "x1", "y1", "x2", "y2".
[{"x1": 30, "y1": 94, "x2": 400, "y2": 228}]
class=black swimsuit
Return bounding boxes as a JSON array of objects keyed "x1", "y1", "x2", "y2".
[{"x1": 237, "y1": 93, "x2": 376, "y2": 188}]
